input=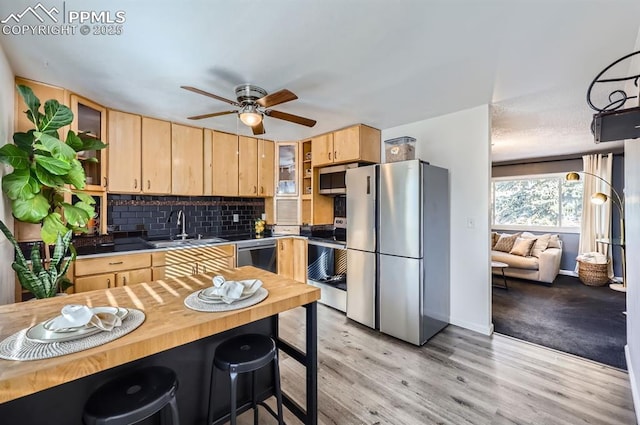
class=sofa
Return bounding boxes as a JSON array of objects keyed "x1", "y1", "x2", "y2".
[{"x1": 491, "y1": 232, "x2": 563, "y2": 284}]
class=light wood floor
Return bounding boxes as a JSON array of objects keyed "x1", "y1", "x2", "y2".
[{"x1": 238, "y1": 304, "x2": 636, "y2": 425}]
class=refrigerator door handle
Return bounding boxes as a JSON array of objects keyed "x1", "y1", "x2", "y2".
[{"x1": 366, "y1": 175, "x2": 370, "y2": 194}]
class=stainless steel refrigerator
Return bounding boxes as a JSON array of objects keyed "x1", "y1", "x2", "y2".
[{"x1": 346, "y1": 160, "x2": 450, "y2": 345}]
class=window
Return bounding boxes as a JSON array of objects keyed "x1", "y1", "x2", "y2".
[{"x1": 492, "y1": 173, "x2": 583, "y2": 232}]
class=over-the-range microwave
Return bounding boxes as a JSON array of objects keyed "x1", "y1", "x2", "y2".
[{"x1": 318, "y1": 163, "x2": 361, "y2": 195}]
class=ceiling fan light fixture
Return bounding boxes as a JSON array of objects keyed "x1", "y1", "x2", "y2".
[{"x1": 239, "y1": 105, "x2": 263, "y2": 127}]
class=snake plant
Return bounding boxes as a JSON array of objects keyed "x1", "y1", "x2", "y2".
[{"x1": 0, "y1": 85, "x2": 106, "y2": 298}]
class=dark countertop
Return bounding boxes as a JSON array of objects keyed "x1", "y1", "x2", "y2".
[{"x1": 73, "y1": 232, "x2": 278, "y2": 257}]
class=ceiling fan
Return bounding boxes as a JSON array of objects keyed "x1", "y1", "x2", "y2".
[{"x1": 181, "y1": 84, "x2": 317, "y2": 135}]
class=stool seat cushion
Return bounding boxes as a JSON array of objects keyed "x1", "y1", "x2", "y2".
[
  {"x1": 214, "y1": 334, "x2": 276, "y2": 373},
  {"x1": 84, "y1": 366, "x2": 178, "y2": 424}
]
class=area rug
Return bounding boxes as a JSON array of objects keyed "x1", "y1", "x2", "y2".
[{"x1": 492, "y1": 274, "x2": 627, "y2": 369}]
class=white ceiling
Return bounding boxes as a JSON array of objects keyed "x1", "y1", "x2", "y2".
[{"x1": 1, "y1": 0, "x2": 639, "y2": 163}]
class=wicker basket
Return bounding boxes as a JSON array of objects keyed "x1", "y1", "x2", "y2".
[{"x1": 577, "y1": 259, "x2": 610, "y2": 286}]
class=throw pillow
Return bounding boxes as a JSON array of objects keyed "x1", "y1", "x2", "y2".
[
  {"x1": 548, "y1": 234, "x2": 562, "y2": 249},
  {"x1": 530, "y1": 233, "x2": 551, "y2": 258},
  {"x1": 491, "y1": 232, "x2": 500, "y2": 248},
  {"x1": 493, "y1": 233, "x2": 521, "y2": 253},
  {"x1": 510, "y1": 237, "x2": 536, "y2": 257}
]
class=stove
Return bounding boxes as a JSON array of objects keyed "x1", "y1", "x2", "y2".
[{"x1": 306, "y1": 218, "x2": 348, "y2": 312}]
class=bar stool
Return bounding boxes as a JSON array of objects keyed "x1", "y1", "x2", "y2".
[
  {"x1": 208, "y1": 333, "x2": 284, "y2": 425},
  {"x1": 83, "y1": 366, "x2": 180, "y2": 425}
]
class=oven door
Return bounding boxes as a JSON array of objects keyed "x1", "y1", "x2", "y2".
[{"x1": 307, "y1": 240, "x2": 347, "y2": 312}]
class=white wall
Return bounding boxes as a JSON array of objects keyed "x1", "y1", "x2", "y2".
[
  {"x1": 0, "y1": 44, "x2": 14, "y2": 305},
  {"x1": 624, "y1": 139, "x2": 640, "y2": 422},
  {"x1": 381, "y1": 104, "x2": 492, "y2": 334}
]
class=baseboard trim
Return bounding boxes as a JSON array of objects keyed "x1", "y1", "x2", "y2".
[
  {"x1": 625, "y1": 345, "x2": 640, "y2": 424},
  {"x1": 449, "y1": 317, "x2": 493, "y2": 335}
]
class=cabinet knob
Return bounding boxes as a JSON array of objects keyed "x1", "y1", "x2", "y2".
[
  {"x1": 328, "y1": 152, "x2": 331, "y2": 160},
  {"x1": 260, "y1": 186, "x2": 264, "y2": 194},
  {"x1": 122, "y1": 276, "x2": 127, "y2": 286},
  {"x1": 334, "y1": 151, "x2": 337, "y2": 160},
  {"x1": 109, "y1": 261, "x2": 124, "y2": 265},
  {"x1": 103, "y1": 177, "x2": 108, "y2": 187},
  {"x1": 107, "y1": 278, "x2": 111, "y2": 288},
  {"x1": 253, "y1": 185, "x2": 257, "y2": 194},
  {"x1": 134, "y1": 179, "x2": 138, "y2": 189},
  {"x1": 147, "y1": 180, "x2": 151, "y2": 190}
]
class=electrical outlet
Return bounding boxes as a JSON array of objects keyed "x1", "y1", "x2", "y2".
[{"x1": 233, "y1": 214, "x2": 239, "y2": 223}]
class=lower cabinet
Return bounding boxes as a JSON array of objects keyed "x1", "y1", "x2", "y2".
[
  {"x1": 72, "y1": 245, "x2": 236, "y2": 292},
  {"x1": 277, "y1": 238, "x2": 308, "y2": 283},
  {"x1": 151, "y1": 245, "x2": 236, "y2": 280},
  {"x1": 73, "y1": 253, "x2": 152, "y2": 293}
]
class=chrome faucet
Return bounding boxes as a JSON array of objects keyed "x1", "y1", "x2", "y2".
[
  {"x1": 168, "y1": 209, "x2": 189, "y2": 240},
  {"x1": 176, "y1": 210, "x2": 189, "y2": 240}
]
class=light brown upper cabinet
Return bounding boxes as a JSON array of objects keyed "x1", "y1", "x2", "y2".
[
  {"x1": 207, "y1": 131, "x2": 273, "y2": 198},
  {"x1": 238, "y1": 136, "x2": 259, "y2": 196},
  {"x1": 208, "y1": 130, "x2": 239, "y2": 196},
  {"x1": 142, "y1": 117, "x2": 172, "y2": 194},
  {"x1": 258, "y1": 139, "x2": 275, "y2": 197},
  {"x1": 311, "y1": 124, "x2": 381, "y2": 167},
  {"x1": 238, "y1": 137, "x2": 275, "y2": 197},
  {"x1": 311, "y1": 133, "x2": 334, "y2": 167},
  {"x1": 171, "y1": 124, "x2": 203, "y2": 196},
  {"x1": 71, "y1": 95, "x2": 108, "y2": 192},
  {"x1": 107, "y1": 110, "x2": 141, "y2": 193},
  {"x1": 16, "y1": 77, "x2": 70, "y2": 141}
]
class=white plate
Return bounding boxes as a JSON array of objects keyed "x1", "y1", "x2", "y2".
[
  {"x1": 197, "y1": 290, "x2": 255, "y2": 304},
  {"x1": 27, "y1": 307, "x2": 129, "y2": 343}
]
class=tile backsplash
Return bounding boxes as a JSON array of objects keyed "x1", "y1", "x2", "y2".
[{"x1": 108, "y1": 195, "x2": 265, "y2": 238}]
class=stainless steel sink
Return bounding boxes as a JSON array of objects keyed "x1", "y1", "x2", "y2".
[{"x1": 145, "y1": 237, "x2": 228, "y2": 249}]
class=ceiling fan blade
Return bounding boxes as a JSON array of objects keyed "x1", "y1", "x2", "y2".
[
  {"x1": 181, "y1": 86, "x2": 239, "y2": 106},
  {"x1": 256, "y1": 89, "x2": 298, "y2": 108},
  {"x1": 265, "y1": 109, "x2": 316, "y2": 127},
  {"x1": 187, "y1": 110, "x2": 237, "y2": 120},
  {"x1": 252, "y1": 121, "x2": 265, "y2": 135}
]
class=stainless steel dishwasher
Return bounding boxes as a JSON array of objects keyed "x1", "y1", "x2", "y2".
[{"x1": 235, "y1": 239, "x2": 278, "y2": 273}]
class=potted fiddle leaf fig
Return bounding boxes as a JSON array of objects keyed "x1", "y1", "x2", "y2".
[{"x1": 0, "y1": 85, "x2": 107, "y2": 298}]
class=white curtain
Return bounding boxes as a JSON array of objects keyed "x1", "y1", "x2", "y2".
[{"x1": 577, "y1": 153, "x2": 614, "y2": 278}]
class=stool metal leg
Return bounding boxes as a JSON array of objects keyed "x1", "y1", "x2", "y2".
[
  {"x1": 169, "y1": 397, "x2": 180, "y2": 425},
  {"x1": 207, "y1": 366, "x2": 216, "y2": 425},
  {"x1": 229, "y1": 371, "x2": 238, "y2": 425},
  {"x1": 273, "y1": 351, "x2": 284, "y2": 425},
  {"x1": 160, "y1": 397, "x2": 180, "y2": 425},
  {"x1": 252, "y1": 370, "x2": 258, "y2": 425}
]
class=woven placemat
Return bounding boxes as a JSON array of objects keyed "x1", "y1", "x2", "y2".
[
  {"x1": 184, "y1": 288, "x2": 268, "y2": 312},
  {"x1": 0, "y1": 309, "x2": 146, "y2": 361}
]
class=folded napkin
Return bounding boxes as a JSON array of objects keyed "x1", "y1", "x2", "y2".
[
  {"x1": 207, "y1": 275, "x2": 263, "y2": 304},
  {"x1": 89, "y1": 312, "x2": 122, "y2": 331},
  {"x1": 47, "y1": 305, "x2": 123, "y2": 332}
]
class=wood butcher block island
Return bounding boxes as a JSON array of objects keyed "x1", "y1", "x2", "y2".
[{"x1": 0, "y1": 266, "x2": 320, "y2": 425}]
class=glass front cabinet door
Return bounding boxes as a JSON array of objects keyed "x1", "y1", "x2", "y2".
[
  {"x1": 276, "y1": 143, "x2": 298, "y2": 196},
  {"x1": 70, "y1": 95, "x2": 107, "y2": 191}
]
